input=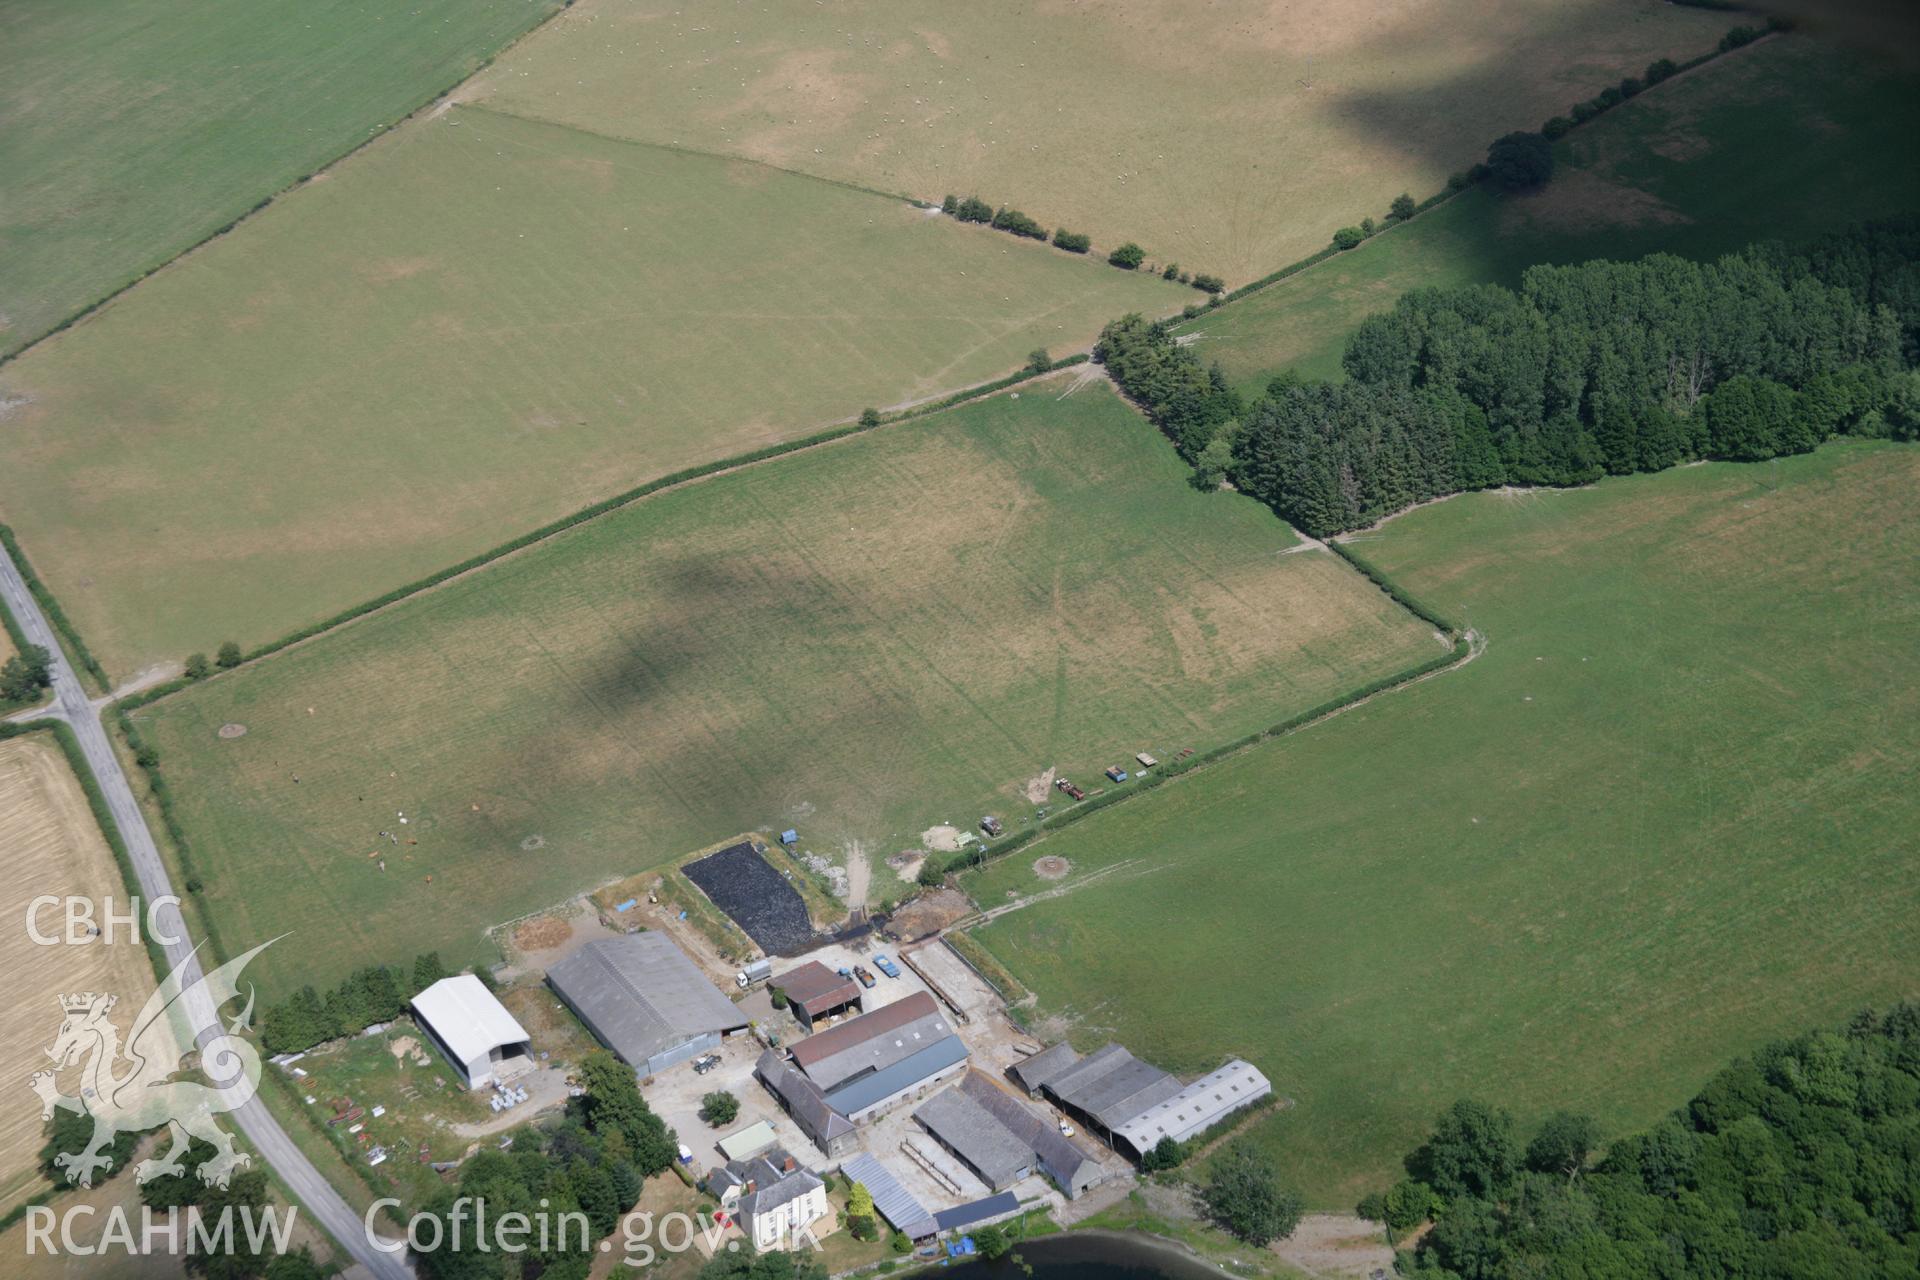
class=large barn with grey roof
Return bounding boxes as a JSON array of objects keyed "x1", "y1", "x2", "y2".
[{"x1": 547, "y1": 932, "x2": 748, "y2": 1076}]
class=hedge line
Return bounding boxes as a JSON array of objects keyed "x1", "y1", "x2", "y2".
[
  {"x1": 1322, "y1": 538, "x2": 1462, "y2": 634},
  {"x1": 0, "y1": 582, "x2": 48, "y2": 714},
  {"x1": 113, "y1": 708, "x2": 228, "y2": 964},
  {"x1": 126, "y1": 355, "x2": 1091, "y2": 707},
  {"x1": 0, "y1": 718, "x2": 172, "y2": 981},
  {"x1": 947, "y1": 627, "x2": 1471, "y2": 876},
  {"x1": 0, "y1": 524, "x2": 109, "y2": 693}
]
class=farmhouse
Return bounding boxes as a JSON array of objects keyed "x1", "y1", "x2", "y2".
[
  {"x1": 708, "y1": 1148, "x2": 830, "y2": 1252},
  {"x1": 1112, "y1": 1059, "x2": 1273, "y2": 1153},
  {"x1": 775, "y1": 960, "x2": 863, "y2": 1031},
  {"x1": 409, "y1": 974, "x2": 533, "y2": 1090},
  {"x1": 914, "y1": 1071, "x2": 1105, "y2": 1198},
  {"x1": 547, "y1": 933, "x2": 748, "y2": 1077},
  {"x1": 755, "y1": 1050, "x2": 857, "y2": 1157}
]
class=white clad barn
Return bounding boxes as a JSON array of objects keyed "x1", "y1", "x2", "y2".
[{"x1": 410, "y1": 974, "x2": 533, "y2": 1090}]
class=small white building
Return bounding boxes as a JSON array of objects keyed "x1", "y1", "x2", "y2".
[{"x1": 410, "y1": 975, "x2": 532, "y2": 1090}]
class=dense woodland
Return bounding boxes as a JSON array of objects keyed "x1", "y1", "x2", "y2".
[
  {"x1": 1099, "y1": 220, "x2": 1920, "y2": 536},
  {"x1": 1370, "y1": 1006, "x2": 1920, "y2": 1278}
]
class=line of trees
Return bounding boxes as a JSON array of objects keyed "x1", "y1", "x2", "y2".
[
  {"x1": 259, "y1": 951, "x2": 449, "y2": 1054},
  {"x1": 1365, "y1": 1004, "x2": 1920, "y2": 1277},
  {"x1": 1099, "y1": 219, "x2": 1920, "y2": 537},
  {"x1": 940, "y1": 193, "x2": 1222, "y2": 288}
]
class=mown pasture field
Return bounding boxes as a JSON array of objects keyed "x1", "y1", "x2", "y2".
[
  {"x1": 0, "y1": 0, "x2": 561, "y2": 358},
  {"x1": 964, "y1": 442, "x2": 1920, "y2": 1205},
  {"x1": 466, "y1": 0, "x2": 1727, "y2": 285},
  {"x1": 1186, "y1": 36, "x2": 1920, "y2": 388},
  {"x1": 135, "y1": 382, "x2": 1440, "y2": 994},
  {"x1": 0, "y1": 736, "x2": 157, "y2": 1214},
  {"x1": 0, "y1": 106, "x2": 1182, "y2": 677}
]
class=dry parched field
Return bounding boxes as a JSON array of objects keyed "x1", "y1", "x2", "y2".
[
  {"x1": 966, "y1": 442, "x2": 1920, "y2": 1204},
  {"x1": 0, "y1": 105, "x2": 1181, "y2": 678},
  {"x1": 137, "y1": 383, "x2": 1438, "y2": 994},
  {"x1": 0, "y1": 737, "x2": 157, "y2": 1214},
  {"x1": 469, "y1": 0, "x2": 1728, "y2": 283}
]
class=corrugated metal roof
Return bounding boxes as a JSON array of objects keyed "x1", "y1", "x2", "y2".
[
  {"x1": 776, "y1": 961, "x2": 863, "y2": 1014},
  {"x1": 790, "y1": 992, "x2": 940, "y2": 1071},
  {"x1": 803, "y1": 1009, "x2": 956, "y2": 1091},
  {"x1": 547, "y1": 933, "x2": 747, "y2": 1067},
  {"x1": 823, "y1": 1035, "x2": 968, "y2": 1114},
  {"x1": 1113, "y1": 1060, "x2": 1273, "y2": 1152},
  {"x1": 410, "y1": 975, "x2": 529, "y2": 1066},
  {"x1": 842, "y1": 1153, "x2": 934, "y2": 1238},
  {"x1": 1008, "y1": 1043, "x2": 1081, "y2": 1094},
  {"x1": 1046, "y1": 1043, "x2": 1182, "y2": 1129}
]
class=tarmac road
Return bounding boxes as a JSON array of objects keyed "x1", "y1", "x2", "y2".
[{"x1": 1, "y1": 543, "x2": 413, "y2": 1279}]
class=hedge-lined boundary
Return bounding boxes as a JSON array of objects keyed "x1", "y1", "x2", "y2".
[
  {"x1": 1323, "y1": 538, "x2": 1461, "y2": 634},
  {"x1": 0, "y1": 524, "x2": 109, "y2": 694},
  {"x1": 113, "y1": 709, "x2": 229, "y2": 969},
  {"x1": 0, "y1": 719, "x2": 172, "y2": 982},
  {"x1": 0, "y1": 2, "x2": 578, "y2": 370},
  {"x1": 122, "y1": 354, "x2": 1093, "y2": 711},
  {"x1": 946, "y1": 627, "x2": 1472, "y2": 876},
  {"x1": 1186, "y1": 24, "x2": 1780, "y2": 319}
]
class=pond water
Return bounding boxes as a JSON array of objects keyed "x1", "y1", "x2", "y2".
[{"x1": 914, "y1": 1231, "x2": 1226, "y2": 1280}]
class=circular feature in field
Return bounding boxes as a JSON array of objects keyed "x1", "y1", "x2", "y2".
[
  {"x1": 1034, "y1": 855, "x2": 1070, "y2": 880},
  {"x1": 520, "y1": 834, "x2": 546, "y2": 851},
  {"x1": 217, "y1": 723, "x2": 247, "y2": 739}
]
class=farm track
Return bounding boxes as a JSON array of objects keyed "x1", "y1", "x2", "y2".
[{"x1": 0, "y1": 543, "x2": 413, "y2": 1280}]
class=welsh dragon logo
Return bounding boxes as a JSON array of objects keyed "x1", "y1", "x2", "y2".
[{"x1": 30, "y1": 938, "x2": 276, "y2": 1189}]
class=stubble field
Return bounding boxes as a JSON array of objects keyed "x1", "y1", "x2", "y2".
[
  {"x1": 0, "y1": 106, "x2": 1182, "y2": 677},
  {"x1": 465, "y1": 0, "x2": 1728, "y2": 285},
  {"x1": 134, "y1": 382, "x2": 1439, "y2": 994},
  {"x1": 0, "y1": 736, "x2": 158, "y2": 1213},
  {"x1": 965, "y1": 442, "x2": 1920, "y2": 1204}
]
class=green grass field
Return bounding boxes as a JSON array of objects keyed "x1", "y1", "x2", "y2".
[
  {"x1": 0, "y1": 105, "x2": 1182, "y2": 677},
  {"x1": 466, "y1": 0, "x2": 1727, "y2": 285},
  {"x1": 964, "y1": 441, "x2": 1920, "y2": 1205},
  {"x1": 0, "y1": 0, "x2": 562, "y2": 358},
  {"x1": 136, "y1": 381, "x2": 1438, "y2": 993},
  {"x1": 1184, "y1": 36, "x2": 1920, "y2": 388}
]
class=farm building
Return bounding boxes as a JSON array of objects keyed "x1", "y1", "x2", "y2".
[
  {"x1": 914, "y1": 1071, "x2": 1105, "y2": 1197},
  {"x1": 1008, "y1": 1042, "x2": 1081, "y2": 1097},
  {"x1": 841, "y1": 1153, "x2": 936, "y2": 1240},
  {"x1": 1042, "y1": 1043, "x2": 1183, "y2": 1141},
  {"x1": 547, "y1": 933, "x2": 748, "y2": 1076},
  {"x1": 822, "y1": 1035, "x2": 968, "y2": 1124},
  {"x1": 775, "y1": 960, "x2": 863, "y2": 1031},
  {"x1": 756, "y1": 1050, "x2": 857, "y2": 1157},
  {"x1": 789, "y1": 991, "x2": 957, "y2": 1090},
  {"x1": 409, "y1": 974, "x2": 532, "y2": 1090},
  {"x1": 934, "y1": 1191, "x2": 1024, "y2": 1234},
  {"x1": 708, "y1": 1147, "x2": 829, "y2": 1252},
  {"x1": 718, "y1": 1120, "x2": 779, "y2": 1163},
  {"x1": 1016, "y1": 1042, "x2": 1274, "y2": 1160},
  {"x1": 1112, "y1": 1059, "x2": 1272, "y2": 1153}
]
